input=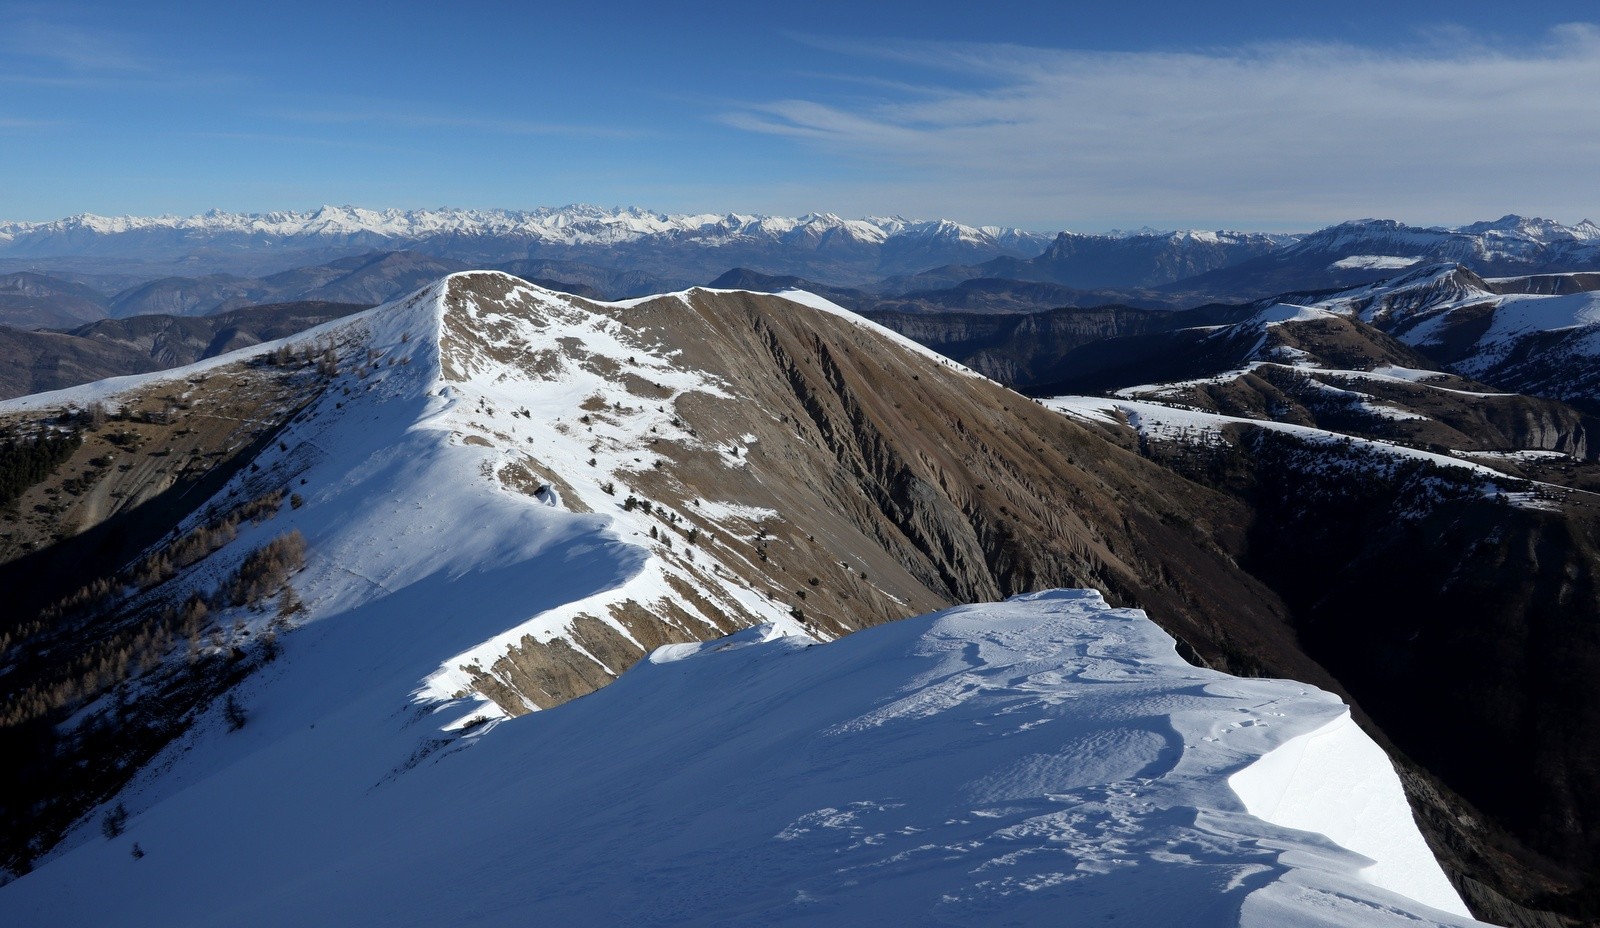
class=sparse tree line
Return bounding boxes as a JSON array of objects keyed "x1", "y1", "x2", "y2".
[
  {"x1": 76, "y1": 400, "x2": 190, "y2": 430},
  {"x1": 0, "y1": 429, "x2": 83, "y2": 509},
  {"x1": 0, "y1": 389, "x2": 325, "y2": 871},
  {"x1": 33, "y1": 490, "x2": 286, "y2": 626},
  {"x1": 0, "y1": 527, "x2": 304, "y2": 728},
  {"x1": 261, "y1": 340, "x2": 341, "y2": 378},
  {"x1": 215, "y1": 531, "x2": 306, "y2": 609},
  {"x1": 0, "y1": 485, "x2": 305, "y2": 730},
  {"x1": 0, "y1": 513, "x2": 306, "y2": 870},
  {"x1": 0, "y1": 531, "x2": 305, "y2": 873}
]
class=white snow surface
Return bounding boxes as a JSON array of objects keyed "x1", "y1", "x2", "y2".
[
  {"x1": 1045, "y1": 396, "x2": 1517, "y2": 483},
  {"x1": 1254, "y1": 303, "x2": 1340, "y2": 325},
  {"x1": 0, "y1": 589, "x2": 1480, "y2": 927},
  {"x1": 1330, "y1": 255, "x2": 1422, "y2": 270},
  {"x1": 775, "y1": 287, "x2": 988, "y2": 379}
]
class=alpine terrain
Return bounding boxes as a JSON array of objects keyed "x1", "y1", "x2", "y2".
[{"x1": 0, "y1": 271, "x2": 1520, "y2": 925}]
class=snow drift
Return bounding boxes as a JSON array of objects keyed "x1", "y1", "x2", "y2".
[{"x1": 0, "y1": 589, "x2": 1480, "y2": 927}]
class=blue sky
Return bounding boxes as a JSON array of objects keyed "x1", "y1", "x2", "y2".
[{"x1": 3, "y1": 1, "x2": 1600, "y2": 230}]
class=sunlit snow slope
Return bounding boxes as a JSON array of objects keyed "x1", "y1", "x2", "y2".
[{"x1": 0, "y1": 590, "x2": 1480, "y2": 927}]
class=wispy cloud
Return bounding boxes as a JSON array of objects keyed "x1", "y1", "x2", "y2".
[
  {"x1": 0, "y1": 16, "x2": 153, "y2": 72},
  {"x1": 0, "y1": 116, "x2": 63, "y2": 131},
  {"x1": 186, "y1": 130, "x2": 394, "y2": 151},
  {"x1": 0, "y1": 12, "x2": 237, "y2": 93},
  {"x1": 279, "y1": 107, "x2": 647, "y2": 139},
  {"x1": 722, "y1": 26, "x2": 1600, "y2": 228}
]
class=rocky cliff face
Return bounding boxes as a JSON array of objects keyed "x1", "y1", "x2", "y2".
[{"x1": 863, "y1": 305, "x2": 1199, "y2": 387}]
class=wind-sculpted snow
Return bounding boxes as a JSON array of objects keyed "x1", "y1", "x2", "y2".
[{"x1": 0, "y1": 590, "x2": 1479, "y2": 927}]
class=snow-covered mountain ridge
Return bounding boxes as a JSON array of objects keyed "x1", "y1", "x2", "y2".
[
  {"x1": 0, "y1": 588, "x2": 1482, "y2": 927},
  {"x1": 0, "y1": 270, "x2": 1567, "y2": 924},
  {"x1": 0, "y1": 269, "x2": 1327, "y2": 825},
  {"x1": 12, "y1": 207, "x2": 1593, "y2": 255},
  {"x1": 1295, "y1": 216, "x2": 1600, "y2": 261},
  {"x1": 1279, "y1": 263, "x2": 1600, "y2": 402},
  {"x1": 1150, "y1": 216, "x2": 1600, "y2": 303},
  {"x1": 0, "y1": 205, "x2": 1053, "y2": 253}
]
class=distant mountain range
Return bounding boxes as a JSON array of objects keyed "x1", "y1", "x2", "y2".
[
  {"x1": 889, "y1": 228, "x2": 1296, "y2": 291},
  {"x1": 7, "y1": 206, "x2": 1600, "y2": 312},
  {"x1": 0, "y1": 205, "x2": 1043, "y2": 253},
  {"x1": 0, "y1": 206, "x2": 1057, "y2": 283},
  {"x1": 1162, "y1": 216, "x2": 1600, "y2": 301}
]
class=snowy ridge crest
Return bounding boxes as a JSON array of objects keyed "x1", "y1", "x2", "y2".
[{"x1": 262, "y1": 272, "x2": 813, "y2": 718}]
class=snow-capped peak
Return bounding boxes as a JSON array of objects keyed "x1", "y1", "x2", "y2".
[
  {"x1": 0, "y1": 205, "x2": 1043, "y2": 251},
  {"x1": 1289, "y1": 215, "x2": 1600, "y2": 266}
]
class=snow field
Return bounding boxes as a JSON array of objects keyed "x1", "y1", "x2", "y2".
[{"x1": 0, "y1": 589, "x2": 1483, "y2": 927}]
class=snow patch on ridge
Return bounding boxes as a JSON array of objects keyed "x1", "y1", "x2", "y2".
[
  {"x1": 1331, "y1": 254, "x2": 1422, "y2": 270},
  {"x1": 1045, "y1": 395, "x2": 1524, "y2": 484}
]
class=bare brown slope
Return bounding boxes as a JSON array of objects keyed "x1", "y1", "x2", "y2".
[{"x1": 448, "y1": 277, "x2": 1324, "y2": 699}]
